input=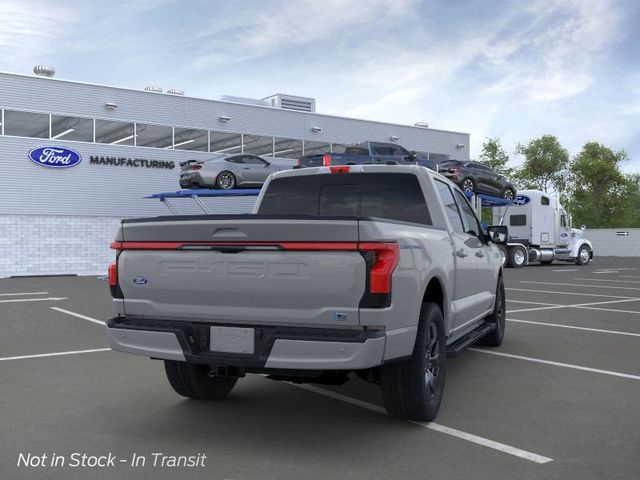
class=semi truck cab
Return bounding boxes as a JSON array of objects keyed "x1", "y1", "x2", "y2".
[{"x1": 493, "y1": 189, "x2": 593, "y2": 267}]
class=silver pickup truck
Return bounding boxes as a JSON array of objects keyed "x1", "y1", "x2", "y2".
[{"x1": 107, "y1": 165, "x2": 508, "y2": 421}]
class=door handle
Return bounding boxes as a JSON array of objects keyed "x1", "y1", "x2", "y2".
[
  {"x1": 456, "y1": 249, "x2": 468, "y2": 258},
  {"x1": 475, "y1": 250, "x2": 486, "y2": 258}
]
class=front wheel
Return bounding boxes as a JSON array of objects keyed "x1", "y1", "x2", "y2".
[
  {"x1": 506, "y1": 246, "x2": 526, "y2": 268},
  {"x1": 215, "y1": 171, "x2": 236, "y2": 189},
  {"x1": 461, "y1": 177, "x2": 475, "y2": 193},
  {"x1": 164, "y1": 361, "x2": 237, "y2": 400},
  {"x1": 576, "y1": 245, "x2": 591, "y2": 265},
  {"x1": 380, "y1": 302, "x2": 446, "y2": 422}
]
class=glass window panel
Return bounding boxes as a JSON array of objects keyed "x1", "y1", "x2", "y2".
[
  {"x1": 4, "y1": 110, "x2": 49, "y2": 138},
  {"x1": 430, "y1": 153, "x2": 450, "y2": 164},
  {"x1": 244, "y1": 134, "x2": 274, "y2": 156},
  {"x1": 303, "y1": 140, "x2": 330, "y2": 156},
  {"x1": 434, "y1": 179, "x2": 464, "y2": 233},
  {"x1": 135, "y1": 123, "x2": 172, "y2": 148},
  {"x1": 95, "y1": 119, "x2": 134, "y2": 145},
  {"x1": 173, "y1": 127, "x2": 208, "y2": 151},
  {"x1": 210, "y1": 131, "x2": 243, "y2": 154},
  {"x1": 273, "y1": 137, "x2": 303, "y2": 159},
  {"x1": 331, "y1": 143, "x2": 348, "y2": 154},
  {"x1": 51, "y1": 115, "x2": 93, "y2": 142}
]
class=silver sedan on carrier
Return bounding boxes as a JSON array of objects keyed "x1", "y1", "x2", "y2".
[{"x1": 179, "y1": 154, "x2": 293, "y2": 189}]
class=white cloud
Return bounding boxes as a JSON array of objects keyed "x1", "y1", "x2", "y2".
[{"x1": 0, "y1": 1, "x2": 75, "y2": 65}]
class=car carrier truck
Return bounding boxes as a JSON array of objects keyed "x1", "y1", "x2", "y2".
[{"x1": 492, "y1": 189, "x2": 593, "y2": 267}]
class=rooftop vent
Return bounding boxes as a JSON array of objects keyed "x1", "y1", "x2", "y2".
[
  {"x1": 262, "y1": 94, "x2": 316, "y2": 113},
  {"x1": 144, "y1": 85, "x2": 163, "y2": 93},
  {"x1": 167, "y1": 88, "x2": 184, "y2": 96},
  {"x1": 33, "y1": 65, "x2": 55, "y2": 77}
]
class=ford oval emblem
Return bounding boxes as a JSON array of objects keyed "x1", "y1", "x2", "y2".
[
  {"x1": 513, "y1": 195, "x2": 530, "y2": 206},
  {"x1": 28, "y1": 146, "x2": 82, "y2": 168},
  {"x1": 132, "y1": 277, "x2": 149, "y2": 286}
]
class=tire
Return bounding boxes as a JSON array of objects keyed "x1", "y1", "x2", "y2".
[
  {"x1": 502, "y1": 187, "x2": 515, "y2": 200},
  {"x1": 215, "y1": 171, "x2": 236, "y2": 190},
  {"x1": 576, "y1": 245, "x2": 591, "y2": 265},
  {"x1": 164, "y1": 361, "x2": 237, "y2": 400},
  {"x1": 379, "y1": 302, "x2": 446, "y2": 422},
  {"x1": 506, "y1": 246, "x2": 526, "y2": 268},
  {"x1": 478, "y1": 276, "x2": 506, "y2": 347},
  {"x1": 461, "y1": 177, "x2": 475, "y2": 193}
]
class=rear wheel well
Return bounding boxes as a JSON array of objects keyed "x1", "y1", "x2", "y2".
[{"x1": 423, "y1": 278, "x2": 444, "y2": 316}]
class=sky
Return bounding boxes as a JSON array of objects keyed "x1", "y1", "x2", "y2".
[{"x1": 1, "y1": 0, "x2": 639, "y2": 171}]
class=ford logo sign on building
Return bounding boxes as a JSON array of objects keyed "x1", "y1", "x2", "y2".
[{"x1": 28, "y1": 146, "x2": 82, "y2": 168}]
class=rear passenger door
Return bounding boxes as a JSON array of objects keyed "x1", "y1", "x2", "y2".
[
  {"x1": 453, "y1": 189, "x2": 496, "y2": 308},
  {"x1": 434, "y1": 180, "x2": 480, "y2": 330}
]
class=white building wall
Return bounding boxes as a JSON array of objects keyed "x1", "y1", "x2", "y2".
[{"x1": 586, "y1": 228, "x2": 640, "y2": 257}]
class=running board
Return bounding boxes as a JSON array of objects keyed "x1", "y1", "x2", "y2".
[{"x1": 447, "y1": 322, "x2": 495, "y2": 356}]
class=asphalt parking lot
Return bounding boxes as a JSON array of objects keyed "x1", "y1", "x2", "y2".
[{"x1": 1, "y1": 257, "x2": 639, "y2": 480}]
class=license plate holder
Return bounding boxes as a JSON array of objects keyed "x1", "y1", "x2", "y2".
[{"x1": 210, "y1": 326, "x2": 255, "y2": 354}]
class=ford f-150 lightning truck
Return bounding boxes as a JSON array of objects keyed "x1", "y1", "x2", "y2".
[{"x1": 107, "y1": 165, "x2": 507, "y2": 421}]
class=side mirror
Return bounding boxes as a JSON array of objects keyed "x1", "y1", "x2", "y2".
[{"x1": 486, "y1": 225, "x2": 508, "y2": 244}]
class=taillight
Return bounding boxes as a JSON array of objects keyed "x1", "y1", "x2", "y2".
[
  {"x1": 447, "y1": 167, "x2": 460, "y2": 173},
  {"x1": 359, "y1": 243, "x2": 399, "y2": 294},
  {"x1": 192, "y1": 164, "x2": 202, "y2": 170},
  {"x1": 330, "y1": 166, "x2": 350, "y2": 174},
  {"x1": 296, "y1": 159, "x2": 301, "y2": 166},
  {"x1": 108, "y1": 261, "x2": 123, "y2": 299},
  {"x1": 108, "y1": 262, "x2": 117, "y2": 286},
  {"x1": 322, "y1": 153, "x2": 332, "y2": 166}
]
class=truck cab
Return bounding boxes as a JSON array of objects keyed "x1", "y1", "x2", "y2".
[{"x1": 493, "y1": 189, "x2": 593, "y2": 267}]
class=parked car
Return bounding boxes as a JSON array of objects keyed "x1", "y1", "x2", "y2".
[
  {"x1": 179, "y1": 154, "x2": 293, "y2": 189},
  {"x1": 439, "y1": 160, "x2": 516, "y2": 199},
  {"x1": 297, "y1": 141, "x2": 438, "y2": 171},
  {"x1": 107, "y1": 164, "x2": 508, "y2": 422}
]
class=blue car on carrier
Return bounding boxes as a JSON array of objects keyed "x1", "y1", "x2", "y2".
[{"x1": 296, "y1": 141, "x2": 438, "y2": 171}]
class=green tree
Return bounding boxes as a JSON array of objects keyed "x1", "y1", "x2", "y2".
[
  {"x1": 567, "y1": 142, "x2": 632, "y2": 227},
  {"x1": 515, "y1": 135, "x2": 569, "y2": 193},
  {"x1": 478, "y1": 137, "x2": 514, "y2": 177}
]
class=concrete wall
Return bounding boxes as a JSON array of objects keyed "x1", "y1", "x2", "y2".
[
  {"x1": 0, "y1": 196, "x2": 258, "y2": 278},
  {"x1": 586, "y1": 228, "x2": 640, "y2": 257}
]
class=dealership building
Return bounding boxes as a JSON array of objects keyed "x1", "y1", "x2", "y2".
[{"x1": 0, "y1": 68, "x2": 470, "y2": 278}]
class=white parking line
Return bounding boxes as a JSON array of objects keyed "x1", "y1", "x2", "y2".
[
  {"x1": 507, "y1": 297, "x2": 640, "y2": 314},
  {"x1": 573, "y1": 278, "x2": 640, "y2": 284},
  {"x1": 520, "y1": 281, "x2": 640, "y2": 291},
  {"x1": 0, "y1": 291, "x2": 49, "y2": 296},
  {"x1": 552, "y1": 269, "x2": 578, "y2": 272},
  {"x1": 506, "y1": 288, "x2": 639, "y2": 300},
  {"x1": 621, "y1": 275, "x2": 640, "y2": 279},
  {"x1": 51, "y1": 307, "x2": 105, "y2": 325},
  {"x1": 0, "y1": 348, "x2": 111, "y2": 362},
  {"x1": 506, "y1": 300, "x2": 559, "y2": 306},
  {"x1": 507, "y1": 318, "x2": 640, "y2": 337},
  {"x1": 0, "y1": 297, "x2": 67, "y2": 304},
  {"x1": 469, "y1": 349, "x2": 640, "y2": 381},
  {"x1": 575, "y1": 306, "x2": 640, "y2": 315},
  {"x1": 291, "y1": 383, "x2": 553, "y2": 464}
]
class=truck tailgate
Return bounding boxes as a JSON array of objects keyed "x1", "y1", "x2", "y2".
[{"x1": 113, "y1": 216, "x2": 366, "y2": 327}]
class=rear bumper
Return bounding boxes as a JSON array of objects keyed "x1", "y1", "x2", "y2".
[{"x1": 106, "y1": 317, "x2": 385, "y2": 370}]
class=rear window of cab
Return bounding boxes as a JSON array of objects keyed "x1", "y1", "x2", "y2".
[{"x1": 258, "y1": 172, "x2": 432, "y2": 225}]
